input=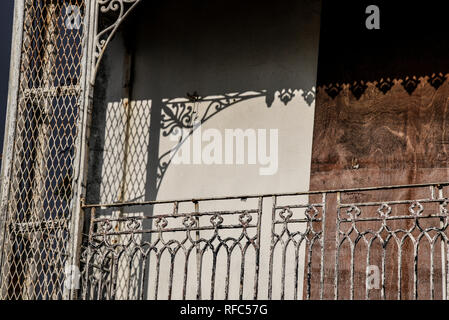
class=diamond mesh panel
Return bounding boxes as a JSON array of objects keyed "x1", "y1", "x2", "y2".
[{"x1": 0, "y1": 0, "x2": 86, "y2": 300}]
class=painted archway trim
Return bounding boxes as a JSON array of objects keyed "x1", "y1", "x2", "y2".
[{"x1": 92, "y1": 0, "x2": 142, "y2": 83}]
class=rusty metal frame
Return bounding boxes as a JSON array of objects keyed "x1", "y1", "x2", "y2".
[
  {"x1": 0, "y1": 0, "x2": 26, "y2": 292},
  {"x1": 0, "y1": 0, "x2": 95, "y2": 300}
]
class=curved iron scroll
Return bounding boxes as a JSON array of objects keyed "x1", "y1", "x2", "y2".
[{"x1": 92, "y1": 0, "x2": 142, "y2": 82}]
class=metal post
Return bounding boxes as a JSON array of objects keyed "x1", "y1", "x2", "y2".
[
  {"x1": 65, "y1": 0, "x2": 96, "y2": 300},
  {"x1": 0, "y1": 0, "x2": 26, "y2": 298}
]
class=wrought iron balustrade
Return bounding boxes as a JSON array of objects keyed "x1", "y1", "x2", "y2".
[{"x1": 80, "y1": 182, "x2": 449, "y2": 300}]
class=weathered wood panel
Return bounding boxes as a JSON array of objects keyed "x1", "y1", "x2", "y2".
[
  {"x1": 310, "y1": 77, "x2": 449, "y2": 300},
  {"x1": 312, "y1": 78, "x2": 449, "y2": 190}
]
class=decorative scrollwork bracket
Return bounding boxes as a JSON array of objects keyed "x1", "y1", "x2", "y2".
[{"x1": 91, "y1": 0, "x2": 142, "y2": 83}]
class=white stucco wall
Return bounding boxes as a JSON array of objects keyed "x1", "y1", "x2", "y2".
[{"x1": 87, "y1": 0, "x2": 322, "y2": 300}]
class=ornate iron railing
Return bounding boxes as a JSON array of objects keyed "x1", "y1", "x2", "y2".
[{"x1": 80, "y1": 182, "x2": 449, "y2": 300}]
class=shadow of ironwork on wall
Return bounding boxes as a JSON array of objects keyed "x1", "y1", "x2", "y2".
[{"x1": 320, "y1": 73, "x2": 448, "y2": 100}]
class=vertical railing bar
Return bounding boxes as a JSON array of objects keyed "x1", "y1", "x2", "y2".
[
  {"x1": 306, "y1": 240, "x2": 313, "y2": 300},
  {"x1": 381, "y1": 242, "x2": 386, "y2": 300},
  {"x1": 125, "y1": 253, "x2": 134, "y2": 300},
  {"x1": 197, "y1": 251, "x2": 205, "y2": 301},
  {"x1": 136, "y1": 251, "x2": 146, "y2": 300},
  {"x1": 252, "y1": 197, "x2": 263, "y2": 300},
  {"x1": 224, "y1": 250, "x2": 231, "y2": 300},
  {"x1": 397, "y1": 242, "x2": 402, "y2": 300},
  {"x1": 153, "y1": 253, "x2": 161, "y2": 300},
  {"x1": 350, "y1": 243, "x2": 355, "y2": 300},
  {"x1": 430, "y1": 240, "x2": 435, "y2": 300},
  {"x1": 414, "y1": 240, "x2": 418, "y2": 300},
  {"x1": 167, "y1": 254, "x2": 175, "y2": 300},
  {"x1": 210, "y1": 252, "x2": 217, "y2": 300},
  {"x1": 139, "y1": 253, "x2": 149, "y2": 300},
  {"x1": 280, "y1": 239, "x2": 287, "y2": 300},
  {"x1": 179, "y1": 202, "x2": 187, "y2": 300},
  {"x1": 106, "y1": 256, "x2": 114, "y2": 299},
  {"x1": 97, "y1": 270, "x2": 104, "y2": 300},
  {"x1": 303, "y1": 210, "x2": 310, "y2": 301},
  {"x1": 194, "y1": 201, "x2": 201, "y2": 300},
  {"x1": 438, "y1": 185, "x2": 447, "y2": 300},
  {"x1": 365, "y1": 242, "x2": 371, "y2": 300},
  {"x1": 320, "y1": 192, "x2": 326, "y2": 300},
  {"x1": 110, "y1": 254, "x2": 120, "y2": 300},
  {"x1": 97, "y1": 255, "x2": 107, "y2": 299},
  {"x1": 173, "y1": 202, "x2": 178, "y2": 216},
  {"x1": 334, "y1": 192, "x2": 341, "y2": 300},
  {"x1": 268, "y1": 195, "x2": 277, "y2": 300},
  {"x1": 441, "y1": 233, "x2": 447, "y2": 301},
  {"x1": 239, "y1": 246, "x2": 246, "y2": 300},
  {"x1": 446, "y1": 237, "x2": 449, "y2": 301},
  {"x1": 294, "y1": 241, "x2": 300, "y2": 300},
  {"x1": 182, "y1": 251, "x2": 189, "y2": 300},
  {"x1": 95, "y1": 277, "x2": 101, "y2": 300}
]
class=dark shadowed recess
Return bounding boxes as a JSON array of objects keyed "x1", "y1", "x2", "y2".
[{"x1": 317, "y1": 1, "x2": 449, "y2": 89}]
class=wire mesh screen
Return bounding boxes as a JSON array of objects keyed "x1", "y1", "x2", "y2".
[{"x1": 0, "y1": 0, "x2": 85, "y2": 300}]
